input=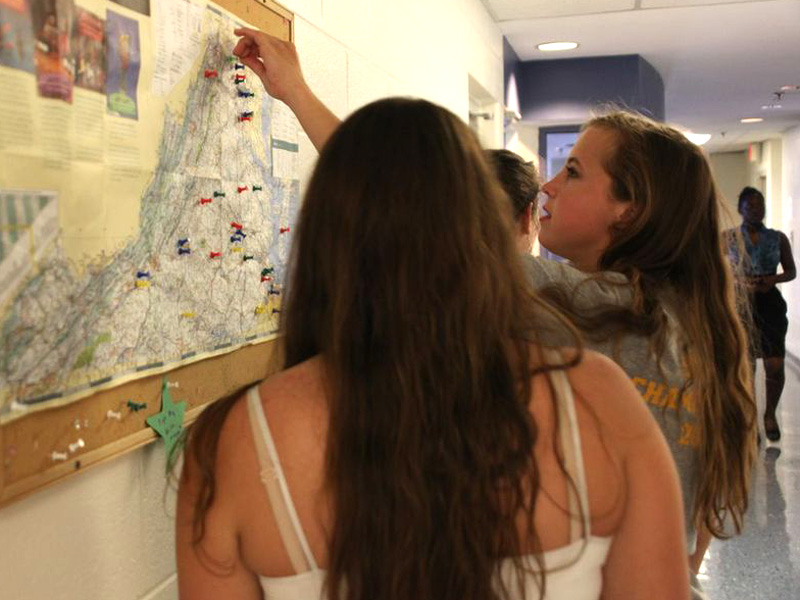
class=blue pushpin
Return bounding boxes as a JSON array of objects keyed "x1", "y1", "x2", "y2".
[
  {"x1": 178, "y1": 248, "x2": 191, "y2": 255},
  {"x1": 238, "y1": 90, "x2": 254, "y2": 98},
  {"x1": 230, "y1": 235, "x2": 243, "y2": 243},
  {"x1": 137, "y1": 271, "x2": 151, "y2": 279},
  {"x1": 235, "y1": 228, "x2": 247, "y2": 238},
  {"x1": 234, "y1": 63, "x2": 245, "y2": 70},
  {"x1": 177, "y1": 238, "x2": 189, "y2": 247}
]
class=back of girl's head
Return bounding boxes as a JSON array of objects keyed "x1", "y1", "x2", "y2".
[
  {"x1": 282, "y1": 97, "x2": 573, "y2": 600},
  {"x1": 486, "y1": 149, "x2": 539, "y2": 219},
  {"x1": 284, "y1": 98, "x2": 532, "y2": 367},
  {"x1": 587, "y1": 110, "x2": 756, "y2": 538}
]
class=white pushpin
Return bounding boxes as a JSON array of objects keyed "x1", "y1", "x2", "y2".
[
  {"x1": 51, "y1": 451, "x2": 68, "y2": 462},
  {"x1": 106, "y1": 409, "x2": 122, "y2": 421},
  {"x1": 166, "y1": 381, "x2": 180, "y2": 389},
  {"x1": 69, "y1": 438, "x2": 86, "y2": 453}
]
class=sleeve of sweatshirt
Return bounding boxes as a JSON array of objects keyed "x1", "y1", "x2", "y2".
[{"x1": 519, "y1": 255, "x2": 633, "y2": 310}]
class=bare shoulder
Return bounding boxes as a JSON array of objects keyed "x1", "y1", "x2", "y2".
[
  {"x1": 566, "y1": 348, "x2": 659, "y2": 440},
  {"x1": 216, "y1": 355, "x2": 327, "y2": 462}
]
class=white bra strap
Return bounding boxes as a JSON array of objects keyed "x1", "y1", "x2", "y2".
[
  {"x1": 246, "y1": 387, "x2": 319, "y2": 572},
  {"x1": 544, "y1": 352, "x2": 592, "y2": 542}
]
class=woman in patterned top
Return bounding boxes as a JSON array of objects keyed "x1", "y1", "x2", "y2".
[{"x1": 735, "y1": 186, "x2": 796, "y2": 441}]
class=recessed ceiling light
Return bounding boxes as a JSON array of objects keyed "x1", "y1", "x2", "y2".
[
  {"x1": 779, "y1": 84, "x2": 800, "y2": 92},
  {"x1": 536, "y1": 41, "x2": 579, "y2": 52},
  {"x1": 683, "y1": 132, "x2": 711, "y2": 146},
  {"x1": 740, "y1": 117, "x2": 763, "y2": 124}
]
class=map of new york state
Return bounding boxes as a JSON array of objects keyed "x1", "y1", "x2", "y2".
[{"x1": 0, "y1": 12, "x2": 299, "y2": 422}]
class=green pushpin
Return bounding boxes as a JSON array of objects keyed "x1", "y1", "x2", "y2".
[
  {"x1": 261, "y1": 267, "x2": 274, "y2": 276},
  {"x1": 127, "y1": 400, "x2": 148, "y2": 412},
  {"x1": 252, "y1": 185, "x2": 263, "y2": 191},
  {"x1": 243, "y1": 255, "x2": 255, "y2": 261},
  {"x1": 214, "y1": 191, "x2": 226, "y2": 198}
]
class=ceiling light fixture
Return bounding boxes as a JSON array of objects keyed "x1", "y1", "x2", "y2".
[
  {"x1": 779, "y1": 84, "x2": 800, "y2": 93},
  {"x1": 536, "y1": 41, "x2": 579, "y2": 52},
  {"x1": 683, "y1": 132, "x2": 711, "y2": 146},
  {"x1": 740, "y1": 117, "x2": 763, "y2": 124}
]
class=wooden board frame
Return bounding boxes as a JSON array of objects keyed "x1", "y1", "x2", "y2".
[{"x1": 0, "y1": 0, "x2": 292, "y2": 509}]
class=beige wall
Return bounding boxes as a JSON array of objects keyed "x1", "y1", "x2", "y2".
[
  {"x1": 0, "y1": 0, "x2": 506, "y2": 598},
  {"x1": 709, "y1": 150, "x2": 748, "y2": 229}
]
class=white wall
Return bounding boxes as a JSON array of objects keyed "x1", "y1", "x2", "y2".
[
  {"x1": 0, "y1": 1, "x2": 505, "y2": 598},
  {"x1": 0, "y1": 446, "x2": 178, "y2": 600},
  {"x1": 780, "y1": 125, "x2": 800, "y2": 357}
]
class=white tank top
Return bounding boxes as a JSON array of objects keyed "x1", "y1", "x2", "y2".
[{"x1": 246, "y1": 357, "x2": 612, "y2": 599}]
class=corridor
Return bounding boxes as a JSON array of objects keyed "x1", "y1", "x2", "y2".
[{"x1": 701, "y1": 360, "x2": 800, "y2": 599}]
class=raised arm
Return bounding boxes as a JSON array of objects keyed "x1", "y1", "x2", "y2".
[{"x1": 233, "y1": 27, "x2": 342, "y2": 151}]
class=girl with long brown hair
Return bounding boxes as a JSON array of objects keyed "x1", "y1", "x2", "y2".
[
  {"x1": 176, "y1": 95, "x2": 688, "y2": 598},
  {"x1": 228, "y1": 27, "x2": 755, "y2": 598},
  {"x1": 530, "y1": 113, "x2": 756, "y2": 585}
]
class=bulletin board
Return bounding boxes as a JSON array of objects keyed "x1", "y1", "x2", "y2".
[{"x1": 0, "y1": 0, "x2": 293, "y2": 508}]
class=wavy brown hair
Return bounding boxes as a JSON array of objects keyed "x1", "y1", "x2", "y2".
[
  {"x1": 543, "y1": 111, "x2": 756, "y2": 538},
  {"x1": 185, "y1": 98, "x2": 582, "y2": 599}
]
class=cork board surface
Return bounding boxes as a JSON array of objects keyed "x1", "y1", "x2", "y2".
[{"x1": 0, "y1": 0, "x2": 292, "y2": 509}]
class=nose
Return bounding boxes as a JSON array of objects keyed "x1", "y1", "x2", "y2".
[{"x1": 541, "y1": 177, "x2": 556, "y2": 199}]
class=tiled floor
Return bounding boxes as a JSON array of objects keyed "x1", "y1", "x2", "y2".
[{"x1": 699, "y1": 360, "x2": 800, "y2": 599}]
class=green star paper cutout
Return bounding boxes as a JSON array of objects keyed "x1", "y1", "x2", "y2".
[{"x1": 147, "y1": 381, "x2": 186, "y2": 456}]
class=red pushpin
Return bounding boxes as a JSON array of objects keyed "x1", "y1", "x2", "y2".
[
  {"x1": 230, "y1": 221, "x2": 243, "y2": 229},
  {"x1": 204, "y1": 69, "x2": 218, "y2": 78},
  {"x1": 261, "y1": 276, "x2": 272, "y2": 282},
  {"x1": 199, "y1": 198, "x2": 212, "y2": 205},
  {"x1": 238, "y1": 115, "x2": 252, "y2": 122},
  {"x1": 209, "y1": 251, "x2": 221, "y2": 259},
  {"x1": 237, "y1": 186, "x2": 248, "y2": 193},
  {"x1": 234, "y1": 74, "x2": 246, "y2": 83},
  {"x1": 279, "y1": 226, "x2": 290, "y2": 234}
]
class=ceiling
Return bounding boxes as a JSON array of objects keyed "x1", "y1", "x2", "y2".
[{"x1": 484, "y1": 0, "x2": 800, "y2": 152}]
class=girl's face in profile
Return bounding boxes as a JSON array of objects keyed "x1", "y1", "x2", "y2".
[{"x1": 538, "y1": 127, "x2": 631, "y2": 271}]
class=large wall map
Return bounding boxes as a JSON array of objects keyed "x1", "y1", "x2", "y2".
[{"x1": 0, "y1": 0, "x2": 299, "y2": 422}]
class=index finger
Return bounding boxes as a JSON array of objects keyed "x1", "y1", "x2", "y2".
[{"x1": 233, "y1": 26, "x2": 260, "y2": 38}]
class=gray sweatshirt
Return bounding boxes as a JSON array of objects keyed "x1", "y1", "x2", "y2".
[{"x1": 522, "y1": 255, "x2": 700, "y2": 557}]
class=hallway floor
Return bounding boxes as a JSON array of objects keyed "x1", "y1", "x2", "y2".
[{"x1": 700, "y1": 361, "x2": 800, "y2": 599}]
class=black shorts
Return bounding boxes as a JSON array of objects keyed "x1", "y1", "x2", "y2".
[{"x1": 751, "y1": 287, "x2": 788, "y2": 358}]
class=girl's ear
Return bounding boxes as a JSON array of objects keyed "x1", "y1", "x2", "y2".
[
  {"x1": 518, "y1": 203, "x2": 533, "y2": 236},
  {"x1": 612, "y1": 201, "x2": 639, "y2": 229}
]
